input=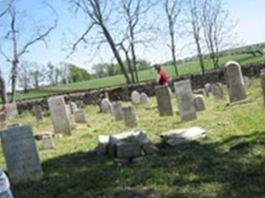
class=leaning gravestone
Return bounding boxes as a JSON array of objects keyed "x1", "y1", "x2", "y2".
[
  {"x1": 211, "y1": 83, "x2": 224, "y2": 100},
  {"x1": 122, "y1": 106, "x2": 138, "y2": 128},
  {"x1": 48, "y1": 96, "x2": 72, "y2": 135},
  {"x1": 174, "y1": 79, "x2": 197, "y2": 122},
  {"x1": 155, "y1": 86, "x2": 173, "y2": 116},
  {"x1": 131, "y1": 91, "x2": 141, "y2": 105},
  {"x1": 226, "y1": 61, "x2": 247, "y2": 104},
  {"x1": 100, "y1": 98, "x2": 113, "y2": 114},
  {"x1": 33, "y1": 105, "x2": 43, "y2": 121},
  {"x1": 194, "y1": 95, "x2": 206, "y2": 111},
  {"x1": 74, "y1": 110, "x2": 87, "y2": 124},
  {"x1": 0, "y1": 126, "x2": 42, "y2": 184},
  {"x1": 112, "y1": 101, "x2": 123, "y2": 121},
  {"x1": 260, "y1": 69, "x2": 265, "y2": 105}
]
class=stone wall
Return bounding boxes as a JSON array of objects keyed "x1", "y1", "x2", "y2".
[{"x1": 16, "y1": 62, "x2": 265, "y2": 114}]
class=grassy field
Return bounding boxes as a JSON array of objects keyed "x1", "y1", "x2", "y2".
[
  {"x1": 0, "y1": 77, "x2": 265, "y2": 197},
  {"x1": 13, "y1": 53, "x2": 265, "y2": 101}
]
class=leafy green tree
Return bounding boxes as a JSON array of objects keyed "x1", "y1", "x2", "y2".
[{"x1": 68, "y1": 63, "x2": 90, "y2": 83}]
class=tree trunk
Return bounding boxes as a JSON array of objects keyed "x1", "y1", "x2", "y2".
[
  {"x1": 195, "y1": 36, "x2": 205, "y2": 74},
  {"x1": 101, "y1": 25, "x2": 131, "y2": 85},
  {"x1": 10, "y1": 60, "x2": 18, "y2": 103},
  {"x1": 0, "y1": 72, "x2": 8, "y2": 104},
  {"x1": 169, "y1": 20, "x2": 179, "y2": 76}
]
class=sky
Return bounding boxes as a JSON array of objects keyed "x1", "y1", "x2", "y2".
[{"x1": 0, "y1": 0, "x2": 265, "y2": 86}]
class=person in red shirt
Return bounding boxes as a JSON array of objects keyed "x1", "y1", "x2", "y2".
[{"x1": 154, "y1": 64, "x2": 169, "y2": 86}]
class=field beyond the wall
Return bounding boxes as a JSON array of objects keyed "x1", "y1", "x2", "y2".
[
  {"x1": 13, "y1": 53, "x2": 265, "y2": 101},
  {"x1": 0, "y1": 77, "x2": 264, "y2": 197}
]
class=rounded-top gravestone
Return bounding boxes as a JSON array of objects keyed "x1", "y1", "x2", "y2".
[
  {"x1": 131, "y1": 91, "x2": 141, "y2": 105},
  {"x1": 225, "y1": 61, "x2": 247, "y2": 104},
  {"x1": 100, "y1": 98, "x2": 113, "y2": 114},
  {"x1": 194, "y1": 95, "x2": 206, "y2": 111},
  {"x1": 140, "y1": 93, "x2": 149, "y2": 104}
]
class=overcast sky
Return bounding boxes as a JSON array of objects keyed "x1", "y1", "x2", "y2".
[{"x1": 0, "y1": 0, "x2": 265, "y2": 81}]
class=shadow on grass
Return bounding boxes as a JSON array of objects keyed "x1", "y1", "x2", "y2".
[{"x1": 13, "y1": 131, "x2": 265, "y2": 198}]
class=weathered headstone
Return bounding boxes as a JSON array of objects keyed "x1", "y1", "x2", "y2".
[
  {"x1": 131, "y1": 91, "x2": 141, "y2": 105},
  {"x1": 155, "y1": 85, "x2": 173, "y2": 116},
  {"x1": 0, "y1": 126, "x2": 42, "y2": 184},
  {"x1": 243, "y1": 76, "x2": 251, "y2": 89},
  {"x1": 225, "y1": 61, "x2": 247, "y2": 103},
  {"x1": 260, "y1": 69, "x2": 265, "y2": 105},
  {"x1": 70, "y1": 102, "x2": 78, "y2": 114},
  {"x1": 42, "y1": 135, "x2": 55, "y2": 150},
  {"x1": 0, "y1": 103, "x2": 18, "y2": 119},
  {"x1": 33, "y1": 105, "x2": 43, "y2": 121},
  {"x1": 74, "y1": 110, "x2": 87, "y2": 124},
  {"x1": 140, "y1": 93, "x2": 150, "y2": 104},
  {"x1": 122, "y1": 106, "x2": 138, "y2": 128},
  {"x1": 112, "y1": 101, "x2": 123, "y2": 121},
  {"x1": 211, "y1": 83, "x2": 224, "y2": 100},
  {"x1": 65, "y1": 104, "x2": 71, "y2": 119},
  {"x1": 100, "y1": 98, "x2": 113, "y2": 114},
  {"x1": 194, "y1": 95, "x2": 206, "y2": 111},
  {"x1": 174, "y1": 79, "x2": 197, "y2": 122},
  {"x1": 48, "y1": 96, "x2": 72, "y2": 135},
  {"x1": 204, "y1": 83, "x2": 212, "y2": 97}
]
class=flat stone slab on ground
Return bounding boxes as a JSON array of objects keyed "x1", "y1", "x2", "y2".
[{"x1": 160, "y1": 127, "x2": 206, "y2": 146}]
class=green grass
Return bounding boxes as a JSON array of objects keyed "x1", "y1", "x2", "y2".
[
  {"x1": 13, "y1": 53, "x2": 265, "y2": 101},
  {"x1": 0, "y1": 77, "x2": 265, "y2": 197}
]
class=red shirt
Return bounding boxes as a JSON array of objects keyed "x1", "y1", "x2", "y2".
[{"x1": 158, "y1": 70, "x2": 169, "y2": 86}]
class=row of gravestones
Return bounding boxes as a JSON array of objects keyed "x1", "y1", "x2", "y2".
[
  {"x1": 0, "y1": 61, "x2": 262, "y2": 185},
  {"x1": 100, "y1": 98, "x2": 138, "y2": 128}
]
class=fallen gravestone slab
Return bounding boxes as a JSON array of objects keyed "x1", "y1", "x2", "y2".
[
  {"x1": 160, "y1": 127, "x2": 206, "y2": 146},
  {"x1": 0, "y1": 126, "x2": 42, "y2": 184}
]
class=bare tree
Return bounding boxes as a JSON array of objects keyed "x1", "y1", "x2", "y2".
[
  {"x1": 202, "y1": 0, "x2": 234, "y2": 68},
  {"x1": 0, "y1": 0, "x2": 12, "y2": 104},
  {"x1": 163, "y1": 0, "x2": 182, "y2": 76},
  {"x1": 0, "y1": 1, "x2": 57, "y2": 102},
  {"x1": 29, "y1": 62, "x2": 46, "y2": 89},
  {"x1": 17, "y1": 61, "x2": 31, "y2": 93},
  {"x1": 119, "y1": 0, "x2": 156, "y2": 82},
  {"x1": 185, "y1": 0, "x2": 205, "y2": 74},
  {"x1": 70, "y1": 0, "x2": 132, "y2": 85}
]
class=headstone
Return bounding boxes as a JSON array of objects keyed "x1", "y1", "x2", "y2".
[
  {"x1": 48, "y1": 96, "x2": 72, "y2": 135},
  {"x1": 70, "y1": 102, "x2": 78, "y2": 114},
  {"x1": 1, "y1": 103, "x2": 18, "y2": 119},
  {"x1": 260, "y1": 69, "x2": 265, "y2": 105},
  {"x1": 211, "y1": 83, "x2": 224, "y2": 100},
  {"x1": 33, "y1": 105, "x2": 43, "y2": 121},
  {"x1": 131, "y1": 91, "x2": 141, "y2": 105},
  {"x1": 65, "y1": 104, "x2": 71, "y2": 119},
  {"x1": 0, "y1": 112, "x2": 6, "y2": 123},
  {"x1": 0, "y1": 126, "x2": 42, "y2": 184},
  {"x1": 155, "y1": 85, "x2": 173, "y2": 116},
  {"x1": 204, "y1": 83, "x2": 212, "y2": 97},
  {"x1": 74, "y1": 110, "x2": 87, "y2": 124},
  {"x1": 122, "y1": 106, "x2": 138, "y2": 128},
  {"x1": 112, "y1": 101, "x2": 123, "y2": 121},
  {"x1": 194, "y1": 95, "x2": 206, "y2": 111},
  {"x1": 243, "y1": 76, "x2": 251, "y2": 89},
  {"x1": 140, "y1": 93, "x2": 149, "y2": 104},
  {"x1": 100, "y1": 98, "x2": 113, "y2": 114},
  {"x1": 42, "y1": 135, "x2": 55, "y2": 150},
  {"x1": 174, "y1": 79, "x2": 197, "y2": 122},
  {"x1": 225, "y1": 61, "x2": 247, "y2": 103},
  {"x1": 116, "y1": 142, "x2": 141, "y2": 159}
]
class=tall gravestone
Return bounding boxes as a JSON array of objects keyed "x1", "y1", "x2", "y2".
[
  {"x1": 122, "y1": 106, "x2": 138, "y2": 128},
  {"x1": 48, "y1": 96, "x2": 72, "y2": 135},
  {"x1": 226, "y1": 61, "x2": 247, "y2": 103},
  {"x1": 0, "y1": 126, "x2": 42, "y2": 184},
  {"x1": 155, "y1": 86, "x2": 173, "y2": 116},
  {"x1": 112, "y1": 101, "x2": 123, "y2": 121},
  {"x1": 174, "y1": 79, "x2": 197, "y2": 122},
  {"x1": 260, "y1": 69, "x2": 265, "y2": 105},
  {"x1": 33, "y1": 105, "x2": 43, "y2": 121}
]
